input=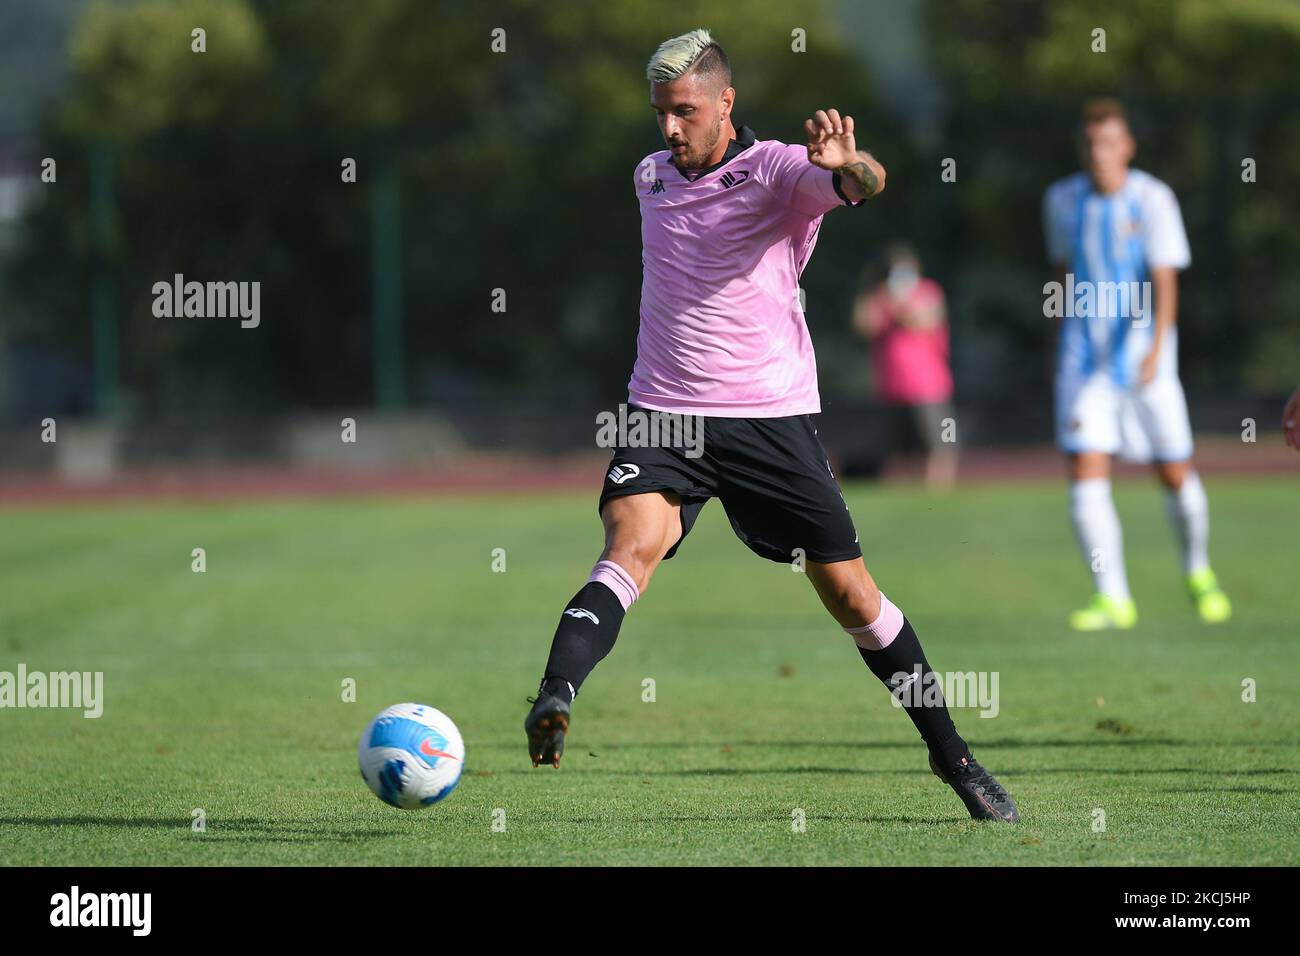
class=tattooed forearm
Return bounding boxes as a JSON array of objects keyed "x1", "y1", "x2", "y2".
[{"x1": 839, "y1": 153, "x2": 885, "y2": 199}]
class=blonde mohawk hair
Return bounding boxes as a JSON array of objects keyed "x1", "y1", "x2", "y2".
[{"x1": 646, "y1": 28, "x2": 731, "y2": 90}]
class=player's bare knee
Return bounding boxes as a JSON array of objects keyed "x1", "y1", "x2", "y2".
[
  {"x1": 1155, "y1": 460, "x2": 1189, "y2": 491},
  {"x1": 839, "y1": 580, "x2": 882, "y2": 626},
  {"x1": 601, "y1": 541, "x2": 659, "y2": 594},
  {"x1": 816, "y1": 574, "x2": 881, "y2": 627}
]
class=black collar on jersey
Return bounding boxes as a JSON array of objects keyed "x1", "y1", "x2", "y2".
[{"x1": 673, "y1": 123, "x2": 757, "y2": 182}]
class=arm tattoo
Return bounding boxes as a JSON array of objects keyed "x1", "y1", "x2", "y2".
[{"x1": 839, "y1": 157, "x2": 880, "y2": 199}]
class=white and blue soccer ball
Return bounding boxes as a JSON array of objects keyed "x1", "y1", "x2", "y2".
[{"x1": 358, "y1": 703, "x2": 465, "y2": 809}]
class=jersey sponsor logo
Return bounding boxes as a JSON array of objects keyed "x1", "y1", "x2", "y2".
[
  {"x1": 607, "y1": 463, "x2": 641, "y2": 485},
  {"x1": 719, "y1": 170, "x2": 749, "y2": 189},
  {"x1": 563, "y1": 608, "x2": 600, "y2": 625}
]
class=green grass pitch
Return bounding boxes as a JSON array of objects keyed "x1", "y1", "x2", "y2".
[{"x1": 1, "y1": 476, "x2": 1297, "y2": 866}]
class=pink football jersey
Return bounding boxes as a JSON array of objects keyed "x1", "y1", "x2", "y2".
[{"x1": 629, "y1": 126, "x2": 863, "y2": 417}]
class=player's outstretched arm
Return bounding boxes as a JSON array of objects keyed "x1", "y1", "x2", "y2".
[{"x1": 804, "y1": 108, "x2": 886, "y2": 199}]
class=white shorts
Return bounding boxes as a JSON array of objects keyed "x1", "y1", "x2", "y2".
[{"x1": 1055, "y1": 373, "x2": 1194, "y2": 463}]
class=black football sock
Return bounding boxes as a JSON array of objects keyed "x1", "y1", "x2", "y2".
[
  {"x1": 848, "y1": 604, "x2": 968, "y2": 768},
  {"x1": 539, "y1": 581, "x2": 628, "y2": 703}
]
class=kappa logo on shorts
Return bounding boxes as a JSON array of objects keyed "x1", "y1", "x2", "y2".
[
  {"x1": 563, "y1": 608, "x2": 600, "y2": 625},
  {"x1": 607, "y1": 463, "x2": 641, "y2": 485}
]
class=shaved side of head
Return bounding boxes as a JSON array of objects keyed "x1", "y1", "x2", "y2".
[{"x1": 646, "y1": 28, "x2": 731, "y2": 95}]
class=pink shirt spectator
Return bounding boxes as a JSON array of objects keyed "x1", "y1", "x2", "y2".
[
  {"x1": 865, "y1": 278, "x2": 953, "y2": 405},
  {"x1": 629, "y1": 127, "x2": 862, "y2": 417}
]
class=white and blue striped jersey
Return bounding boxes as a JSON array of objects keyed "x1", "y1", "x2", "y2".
[{"x1": 1042, "y1": 169, "x2": 1191, "y2": 386}]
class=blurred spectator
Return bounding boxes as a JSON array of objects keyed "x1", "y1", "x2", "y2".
[
  {"x1": 1284, "y1": 385, "x2": 1300, "y2": 450},
  {"x1": 852, "y1": 243, "x2": 956, "y2": 491}
]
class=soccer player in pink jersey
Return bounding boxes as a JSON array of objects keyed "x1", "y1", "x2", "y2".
[{"x1": 525, "y1": 29, "x2": 1018, "y2": 822}]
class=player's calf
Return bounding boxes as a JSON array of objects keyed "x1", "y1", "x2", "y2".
[
  {"x1": 840, "y1": 592, "x2": 973, "y2": 770},
  {"x1": 525, "y1": 491, "x2": 682, "y2": 768},
  {"x1": 848, "y1": 600, "x2": 1019, "y2": 821},
  {"x1": 815, "y1": 566, "x2": 1021, "y2": 822},
  {"x1": 525, "y1": 560, "x2": 639, "y2": 768}
]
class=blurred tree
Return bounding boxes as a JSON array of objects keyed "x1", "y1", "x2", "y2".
[
  {"x1": 10, "y1": 0, "x2": 1293, "y2": 425},
  {"x1": 5, "y1": 0, "x2": 892, "y2": 417},
  {"x1": 65, "y1": 0, "x2": 274, "y2": 140}
]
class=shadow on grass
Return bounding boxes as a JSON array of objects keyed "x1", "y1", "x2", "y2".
[
  {"x1": 1038, "y1": 767, "x2": 1297, "y2": 777},
  {"x1": 496, "y1": 766, "x2": 916, "y2": 776},
  {"x1": 496, "y1": 765, "x2": 1297, "y2": 779},
  {"x1": 1153, "y1": 785, "x2": 1297, "y2": 794},
  {"x1": 481, "y1": 738, "x2": 1209, "y2": 750},
  {"x1": 558, "y1": 812, "x2": 953, "y2": 826},
  {"x1": 0, "y1": 816, "x2": 407, "y2": 842}
]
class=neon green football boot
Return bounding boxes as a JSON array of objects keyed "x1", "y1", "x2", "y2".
[
  {"x1": 1069, "y1": 593, "x2": 1138, "y2": 631},
  {"x1": 1188, "y1": 568, "x2": 1232, "y2": 623}
]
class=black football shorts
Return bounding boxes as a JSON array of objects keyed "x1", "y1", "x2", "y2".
[{"x1": 597, "y1": 405, "x2": 861, "y2": 564}]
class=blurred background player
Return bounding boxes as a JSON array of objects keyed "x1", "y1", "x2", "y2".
[
  {"x1": 852, "y1": 243, "x2": 956, "y2": 491},
  {"x1": 1042, "y1": 99, "x2": 1231, "y2": 631}
]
